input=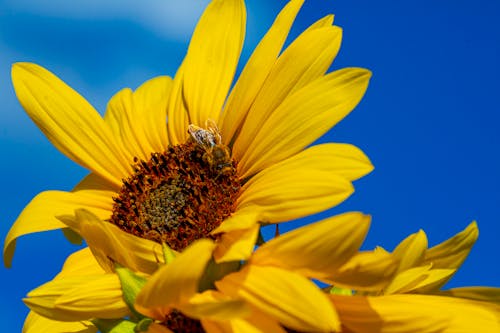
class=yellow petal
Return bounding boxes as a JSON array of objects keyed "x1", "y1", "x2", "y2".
[
  {"x1": 424, "y1": 221, "x2": 478, "y2": 269},
  {"x1": 409, "y1": 268, "x2": 459, "y2": 294},
  {"x1": 212, "y1": 207, "x2": 261, "y2": 234},
  {"x1": 216, "y1": 265, "x2": 340, "y2": 332},
  {"x1": 73, "y1": 172, "x2": 120, "y2": 193},
  {"x1": 133, "y1": 76, "x2": 172, "y2": 153},
  {"x1": 4, "y1": 189, "x2": 113, "y2": 268},
  {"x1": 55, "y1": 247, "x2": 105, "y2": 279},
  {"x1": 306, "y1": 14, "x2": 334, "y2": 30},
  {"x1": 233, "y1": 24, "x2": 343, "y2": 167},
  {"x1": 179, "y1": 290, "x2": 250, "y2": 321},
  {"x1": 23, "y1": 311, "x2": 96, "y2": 333},
  {"x1": 220, "y1": 0, "x2": 304, "y2": 143},
  {"x1": 237, "y1": 68, "x2": 371, "y2": 178},
  {"x1": 202, "y1": 309, "x2": 286, "y2": 333},
  {"x1": 213, "y1": 224, "x2": 260, "y2": 263},
  {"x1": 331, "y1": 294, "x2": 500, "y2": 333},
  {"x1": 237, "y1": 158, "x2": 354, "y2": 223},
  {"x1": 58, "y1": 209, "x2": 164, "y2": 274},
  {"x1": 438, "y1": 287, "x2": 500, "y2": 304},
  {"x1": 105, "y1": 88, "x2": 146, "y2": 161},
  {"x1": 166, "y1": 62, "x2": 189, "y2": 145},
  {"x1": 182, "y1": 0, "x2": 246, "y2": 125},
  {"x1": 251, "y1": 212, "x2": 370, "y2": 279},
  {"x1": 384, "y1": 264, "x2": 456, "y2": 295},
  {"x1": 12, "y1": 63, "x2": 131, "y2": 186},
  {"x1": 251, "y1": 143, "x2": 373, "y2": 182},
  {"x1": 327, "y1": 250, "x2": 398, "y2": 291},
  {"x1": 104, "y1": 76, "x2": 172, "y2": 161},
  {"x1": 392, "y1": 230, "x2": 428, "y2": 273},
  {"x1": 135, "y1": 239, "x2": 216, "y2": 319},
  {"x1": 25, "y1": 274, "x2": 128, "y2": 321}
]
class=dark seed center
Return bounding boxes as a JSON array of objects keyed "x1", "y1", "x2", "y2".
[
  {"x1": 162, "y1": 310, "x2": 204, "y2": 332},
  {"x1": 109, "y1": 141, "x2": 240, "y2": 251}
]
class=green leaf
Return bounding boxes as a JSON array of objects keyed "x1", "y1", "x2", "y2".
[
  {"x1": 329, "y1": 286, "x2": 353, "y2": 296},
  {"x1": 198, "y1": 258, "x2": 241, "y2": 292},
  {"x1": 115, "y1": 265, "x2": 147, "y2": 318},
  {"x1": 135, "y1": 318, "x2": 154, "y2": 332}
]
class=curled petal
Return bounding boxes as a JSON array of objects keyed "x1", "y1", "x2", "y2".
[
  {"x1": 58, "y1": 209, "x2": 164, "y2": 274},
  {"x1": 135, "y1": 239, "x2": 216, "y2": 320},
  {"x1": 214, "y1": 224, "x2": 260, "y2": 263}
]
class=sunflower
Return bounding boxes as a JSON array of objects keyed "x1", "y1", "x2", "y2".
[
  {"x1": 23, "y1": 211, "x2": 383, "y2": 332},
  {"x1": 25, "y1": 210, "x2": 500, "y2": 332},
  {"x1": 4, "y1": 0, "x2": 372, "y2": 269},
  {"x1": 324, "y1": 222, "x2": 500, "y2": 333}
]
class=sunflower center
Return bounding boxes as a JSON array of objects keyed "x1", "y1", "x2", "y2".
[
  {"x1": 109, "y1": 140, "x2": 240, "y2": 251},
  {"x1": 162, "y1": 310, "x2": 204, "y2": 332}
]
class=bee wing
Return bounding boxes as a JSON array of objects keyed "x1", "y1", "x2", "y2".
[
  {"x1": 188, "y1": 124, "x2": 216, "y2": 148},
  {"x1": 205, "y1": 119, "x2": 222, "y2": 144}
]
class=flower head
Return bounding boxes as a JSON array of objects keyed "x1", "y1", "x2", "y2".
[{"x1": 4, "y1": 0, "x2": 372, "y2": 268}]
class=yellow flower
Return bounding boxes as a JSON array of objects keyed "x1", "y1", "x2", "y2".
[
  {"x1": 324, "y1": 222, "x2": 500, "y2": 332},
  {"x1": 23, "y1": 210, "x2": 380, "y2": 332},
  {"x1": 4, "y1": 0, "x2": 372, "y2": 268},
  {"x1": 23, "y1": 210, "x2": 500, "y2": 332},
  {"x1": 135, "y1": 212, "x2": 389, "y2": 332}
]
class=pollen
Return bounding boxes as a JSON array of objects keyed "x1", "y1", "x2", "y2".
[{"x1": 109, "y1": 141, "x2": 240, "y2": 251}]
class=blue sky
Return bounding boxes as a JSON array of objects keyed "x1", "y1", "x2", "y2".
[{"x1": 1, "y1": 0, "x2": 499, "y2": 331}]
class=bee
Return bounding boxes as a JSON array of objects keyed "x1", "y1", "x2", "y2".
[{"x1": 188, "y1": 119, "x2": 233, "y2": 177}]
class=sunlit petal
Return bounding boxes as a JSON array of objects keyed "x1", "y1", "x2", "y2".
[
  {"x1": 252, "y1": 213, "x2": 370, "y2": 279},
  {"x1": 12, "y1": 63, "x2": 131, "y2": 186},
  {"x1": 25, "y1": 274, "x2": 128, "y2": 321},
  {"x1": 135, "y1": 240, "x2": 216, "y2": 319},
  {"x1": 182, "y1": 0, "x2": 246, "y2": 125},
  {"x1": 58, "y1": 209, "x2": 163, "y2": 274},
  {"x1": 331, "y1": 294, "x2": 500, "y2": 333},
  {"x1": 216, "y1": 265, "x2": 340, "y2": 332},
  {"x1": 4, "y1": 190, "x2": 112, "y2": 268},
  {"x1": 23, "y1": 311, "x2": 96, "y2": 333}
]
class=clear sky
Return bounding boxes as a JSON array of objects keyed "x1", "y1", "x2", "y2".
[{"x1": 1, "y1": 0, "x2": 499, "y2": 331}]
